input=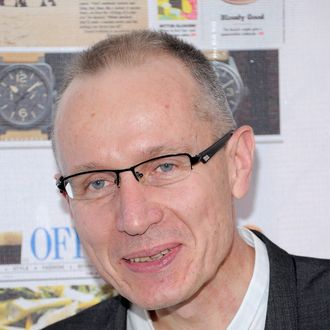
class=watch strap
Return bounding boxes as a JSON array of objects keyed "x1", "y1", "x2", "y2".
[
  {"x1": 203, "y1": 50, "x2": 230, "y2": 62},
  {"x1": 0, "y1": 129, "x2": 49, "y2": 141},
  {"x1": 0, "y1": 52, "x2": 44, "y2": 63}
]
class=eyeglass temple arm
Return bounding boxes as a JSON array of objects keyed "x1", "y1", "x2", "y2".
[
  {"x1": 192, "y1": 130, "x2": 234, "y2": 165},
  {"x1": 56, "y1": 176, "x2": 66, "y2": 193}
]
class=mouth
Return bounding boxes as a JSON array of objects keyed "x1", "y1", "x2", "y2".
[
  {"x1": 124, "y1": 248, "x2": 171, "y2": 263},
  {"x1": 122, "y1": 244, "x2": 181, "y2": 273}
]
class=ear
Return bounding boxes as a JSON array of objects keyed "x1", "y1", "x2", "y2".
[{"x1": 226, "y1": 125, "x2": 255, "y2": 199}]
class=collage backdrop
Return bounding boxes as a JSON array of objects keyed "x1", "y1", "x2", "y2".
[{"x1": 3, "y1": 1, "x2": 330, "y2": 329}]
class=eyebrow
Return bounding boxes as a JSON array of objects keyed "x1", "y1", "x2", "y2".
[
  {"x1": 140, "y1": 143, "x2": 191, "y2": 159},
  {"x1": 69, "y1": 162, "x2": 104, "y2": 174}
]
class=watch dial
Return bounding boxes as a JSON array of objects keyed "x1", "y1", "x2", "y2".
[
  {"x1": 211, "y1": 61, "x2": 244, "y2": 113},
  {"x1": 0, "y1": 64, "x2": 52, "y2": 128}
]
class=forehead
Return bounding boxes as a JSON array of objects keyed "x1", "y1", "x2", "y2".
[{"x1": 55, "y1": 56, "x2": 212, "y2": 172}]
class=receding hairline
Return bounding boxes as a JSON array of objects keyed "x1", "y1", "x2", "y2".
[
  {"x1": 59, "y1": 31, "x2": 217, "y2": 98},
  {"x1": 52, "y1": 52, "x2": 218, "y2": 154}
]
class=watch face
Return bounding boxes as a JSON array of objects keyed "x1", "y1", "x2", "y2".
[
  {"x1": 211, "y1": 61, "x2": 244, "y2": 113},
  {"x1": 0, "y1": 64, "x2": 53, "y2": 129}
]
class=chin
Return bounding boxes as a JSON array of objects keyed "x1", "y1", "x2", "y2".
[
  {"x1": 132, "y1": 297, "x2": 181, "y2": 311},
  {"x1": 124, "y1": 285, "x2": 196, "y2": 311}
]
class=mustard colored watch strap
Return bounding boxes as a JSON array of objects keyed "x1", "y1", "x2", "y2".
[{"x1": 0, "y1": 52, "x2": 44, "y2": 63}]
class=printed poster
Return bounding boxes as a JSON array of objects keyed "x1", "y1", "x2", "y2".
[
  {"x1": 200, "y1": 0, "x2": 284, "y2": 50},
  {"x1": 0, "y1": 0, "x2": 148, "y2": 48},
  {"x1": 148, "y1": 0, "x2": 200, "y2": 45},
  {"x1": 0, "y1": 213, "x2": 114, "y2": 329}
]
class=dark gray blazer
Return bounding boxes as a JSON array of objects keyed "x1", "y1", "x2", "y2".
[{"x1": 44, "y1": 232, "x2": 330, "y2": 329}]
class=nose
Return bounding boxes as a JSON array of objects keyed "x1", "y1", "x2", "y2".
[{"x1": 116, "y1": 172, "x2": 163, "y2": 235}]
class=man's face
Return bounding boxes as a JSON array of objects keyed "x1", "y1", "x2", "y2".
[{"x1": 55, "y1": 56, "x2": 238, "y2": 310}]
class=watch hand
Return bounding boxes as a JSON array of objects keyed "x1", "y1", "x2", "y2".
[
  {"x1": 10, "y1": 85, "x2": 19, "y2": 94},
  {"x1": 14, "y1": 90, "x2": 29, "y2": 105},
  {"x1": 222, "y1": 79, "x2": 235, "y2": 88},
  {"x1": 14, "y1": 84, "x2": 38, "y2": 104},
  {"x1": 27, "y1": 81, "x2": 43, "y2": 93}
]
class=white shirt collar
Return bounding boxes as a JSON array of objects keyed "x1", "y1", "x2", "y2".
[
  {"x1": 127, "y1": 228, "x2": 269, "y2": 330},
  {"x1": 127, "y1": 303, "x2": 154, "y2": 330},
  {"x1": 227, "y1": 227, "x2": 269, "y2": 329}
]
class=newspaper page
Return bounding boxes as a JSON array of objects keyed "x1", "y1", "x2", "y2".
[
  {"x1": 0, "y1": 0, "x2": 148, "y2": 143},
  {"x1": 200, "y1": 0, "x2": 284, "y2": 50},
  {"x1": 148, "y1": 0, "x2": 200, "y2": 46},
  {"x1": 148, "y1": 0, "x2": 282, "y2": 137},
  {"x1": 0, "y1": 0, "x2": 148, "y2": 47},
  {"x1": 0, "y1": 206, "x2": 114, "y2": 329}
]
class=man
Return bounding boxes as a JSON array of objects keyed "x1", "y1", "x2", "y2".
[{"x1": 48, "y1": 30, "x2": 330, "y2": 329}]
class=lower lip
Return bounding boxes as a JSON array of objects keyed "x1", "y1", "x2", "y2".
[{"x1": 122, "y1": 245, "x2": 182, "y2": 273}]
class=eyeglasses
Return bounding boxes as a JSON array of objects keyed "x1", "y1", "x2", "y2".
[{"x1": 56, "y1": 130, "x2": 233, "y2": 200}]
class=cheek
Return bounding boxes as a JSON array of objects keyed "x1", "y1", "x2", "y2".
[
  {"x1": 70, "y1": 203, "x2": 115, "y2": 250},
  {"x1": 167, "y1": 167, "x2": 234, "y2": 262},
  {"x1": 163, "y1": 167, "x2": 233, "y2": 231}
]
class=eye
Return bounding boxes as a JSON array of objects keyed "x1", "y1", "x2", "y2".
[
  {"x1": 83, "y1": 173, "x2": 116, "y2": 192},
  {"x1": 64, "y1": 171, "x2": 118, "y2": 200},
  {"x1": 89, "y1": 179, "x2": 108, "y2": 190},
  {"x1": 158, "y1": 162, "x2": 175, "y2": 173}
]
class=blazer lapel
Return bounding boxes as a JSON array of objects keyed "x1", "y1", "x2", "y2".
[
  {"x1": 107, "y1": 296, "x2": 130, "y2": 330},
  {"x1": 253, "y1": 231, "x2": 298, "y2": 329}
]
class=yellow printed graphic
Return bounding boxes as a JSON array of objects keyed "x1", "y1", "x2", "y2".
[{"x1": 158, "y1": 0, "x2": 197, "y2": 20}]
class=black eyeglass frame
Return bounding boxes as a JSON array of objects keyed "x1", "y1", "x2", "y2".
[{"x1": 56, "y1": 130, "x2": 234, "y2": 195}]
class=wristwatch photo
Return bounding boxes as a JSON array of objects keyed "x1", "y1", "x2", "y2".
[
  {"x1": 205, "y1": 50, "x2": 246, "y2": 114},
  {"x1": 0, "y1": 53, "x2": 55, "y2": 140}
]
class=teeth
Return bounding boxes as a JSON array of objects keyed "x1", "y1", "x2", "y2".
[{"x1": 128, "y1": 249, "x2": 171, "y2": 263}]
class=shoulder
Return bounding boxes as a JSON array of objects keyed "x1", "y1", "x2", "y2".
[
  {"x1": 293, "y1": 255, "x2": 330, "y2": 328},
  {"x1": 257, "y1": 230, "x2": 330, "y2": 298},
  {"x1": 294, "y1": 254, "x2": 330, "y2": 280},
  {"x1": 43, "y1": 295, "x2": 130, "y2": 330},
  {"x1": 293, "y1": 254, "x2": 330, "y2": 298},
  {"x1": 254, "y1": 230, "x2": 330, "y2": 328}
]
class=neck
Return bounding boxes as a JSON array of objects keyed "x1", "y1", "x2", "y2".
[{"x1": 150, "y1": 230, "x2": 255, "y2": 330}]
